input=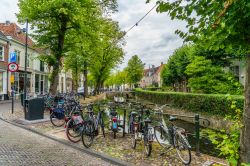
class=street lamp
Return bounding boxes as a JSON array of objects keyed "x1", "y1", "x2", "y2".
[{"x1": 22, "y1": 19, "x2": 28, "y2": 110}]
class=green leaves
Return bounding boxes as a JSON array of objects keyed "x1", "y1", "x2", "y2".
[
  {"x1": 135, "y1": 88, "x2": 244, "y2": 117},
  {"x1": 185, "y1": 56, "x2": 243, "y2": 95},
  {"x1": 125, "y1": 55, "x2": 144, "y2": 85},
  {"x1": 161, "y1": 45, "x2": 193, "y2": 87},
  {"x1": 151, "y1": 0, "x2": 250, "y2": 54}
]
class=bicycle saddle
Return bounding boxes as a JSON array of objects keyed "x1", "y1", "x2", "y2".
[
  {"x1": 169, "y1": 116, "x2": 177, "y2": 121},
  {"x1": 130, "y1": 111, "x2": 138, "y2": 116},
  {"x1": 144, "y1": 118, "x2": 152, "y2": 123}
]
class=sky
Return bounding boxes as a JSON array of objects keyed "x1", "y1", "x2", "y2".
[{"x1": 0, "y1": 0, "x2": 186, "y2": 69}]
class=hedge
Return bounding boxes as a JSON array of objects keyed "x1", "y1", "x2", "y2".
[{"x1": 134, "y1": 89, "x2": 244, "y2": 117}]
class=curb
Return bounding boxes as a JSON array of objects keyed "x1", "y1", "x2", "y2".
[{"x1": 0, "y1": 117, "x2": 132, "y2": 166}]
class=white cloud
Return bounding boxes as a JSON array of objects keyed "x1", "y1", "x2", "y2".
[
  {"x1": 112, "y1": 0, "x2": 186, "y2": 69},
  {"x1": 0, "y1": 0, "x2": 19, "y2": 23}
]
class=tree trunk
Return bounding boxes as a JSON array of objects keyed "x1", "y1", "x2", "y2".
[
  {"x1": 49, "y1": 19, "x2": 67, "y2": 95},
  {"x1": 239, "y1": 55, "x2": 250, "y2": 164},
  {"x1": 83, "y1": 61, "x2": 88, "y2": 98},
  {"x1": 49, "y1": 62, "x2": 60, "y2": 95}
]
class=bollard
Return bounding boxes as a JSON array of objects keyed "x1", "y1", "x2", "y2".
[
  {"x1": 195, "y1": 114, "x2": 200, "y2": 156},
  {"x1": 123, "y1": 109, "x2": 126, "y2": 137}
]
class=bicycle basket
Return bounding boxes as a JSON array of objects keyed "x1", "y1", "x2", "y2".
[{"x1": 53, "y1": 108, "x2": 65, "y2": 119}]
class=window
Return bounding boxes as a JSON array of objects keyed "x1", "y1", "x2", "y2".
[
  {"x1": 35, "y1": 74, "x2": 40, "y2": 93},
  {"x1": 40, "y1": 61, "x2": 44, "y2": 72},
  {"x1": 0, "y1": 72, "x2": 3, "y2": 93},
  {"x1": 27, "y1": 54, "x2": 30, "y2": 67},
  {"x1": 0, "y1": 46, "x2": 4, "y2": 61},
  {"x1": 14, "y1": 50, "x2": 21, "y2": 64}
]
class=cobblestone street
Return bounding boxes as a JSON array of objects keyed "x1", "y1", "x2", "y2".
[{"x1": 0, "y1": 119, "x2": 116, "y2": 166}]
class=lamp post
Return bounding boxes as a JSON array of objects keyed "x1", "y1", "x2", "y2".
[{"x1": 23, "y1": 18, "x2": 28, "y2": 110}]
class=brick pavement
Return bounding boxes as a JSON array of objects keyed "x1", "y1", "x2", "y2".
[{"x1": 0, "y1": 119, "x2": 116, "y2": 166}]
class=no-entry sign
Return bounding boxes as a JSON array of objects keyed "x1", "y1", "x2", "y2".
[{"x1": 8, "y1": 62, "x2": 19, "y2": 72}]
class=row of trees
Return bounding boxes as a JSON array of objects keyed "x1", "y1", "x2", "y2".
[
  {"x1": 147, "y1": 0, "x2": 250, "y2": 163},
  {"x1": 161, "y1": 45, "x2": 243, "y2": 95},
  {"x1": 105, "y1": 55, "x2": 144, "y2": 89},
  {"x1": 17, "y1": 0, "x2": 124, "y2": 95}
]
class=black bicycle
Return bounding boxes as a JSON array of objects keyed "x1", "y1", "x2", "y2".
[
  {"x1": 154, "y1": 105, "x2": 191, "y2": 165},
  {"x1": 131, "y1": 104, "x2": 154, "y2": 157},
  {"x1": 81, "y1": 104, "x2": 105, "y2": 148}
]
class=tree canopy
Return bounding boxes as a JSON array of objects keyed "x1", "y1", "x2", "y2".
[
  {"x1": 148, "y1": 0, "x2": 250, "y2": 163},
  {"x1": 125, "y1": 55, "x2": 144, "y2": 87}
]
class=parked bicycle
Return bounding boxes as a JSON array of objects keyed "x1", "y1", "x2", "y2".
[
  {"x1": 81, "y1": 103, "x2": 105, "y2": 148},
  {"x1": 107, "y1": 102, "x2": 125, "y2": 139},
  {"x1": 131, "y1": 103, "x2": 154, "y2": 157},
  {"x1": 154, "y1": 105, "x2": 192, "y2": 165},
  {"x1": 65, "y1": 104, "x2": 87, "y2": 143}
]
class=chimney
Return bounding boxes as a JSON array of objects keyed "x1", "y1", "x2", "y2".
[
  {"x1": 5, "y1": 20, "x2": 11, "y2": 25},
  {"x1": 161, "y1": 62, "x2": 163, "y2": 65}
]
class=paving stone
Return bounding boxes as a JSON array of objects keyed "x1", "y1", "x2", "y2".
[{"x1": 0, "y1": 119, "x2": 116, "y2": 166}]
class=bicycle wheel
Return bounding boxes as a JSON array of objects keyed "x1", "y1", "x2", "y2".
[
  {"x1": 154, "y1": 125, "x2": 171, "y2": 148},
  {"x1": 81, "y1": 120, "x2": 94, "y2": 148},
  {"x1": 50, "y1": 112, "x2": 65, "y2": 127},
  {"x1": 174, "y1": 131, "x2": 191, "y2": 165},
  {"x1": 132, "y1": 124, "x2": 138, "y2": 149},
  {"x1": 65, "y1": 118, "x2": 82, "y2": 143},
  {"x1": 144, "y1": 130, "x2": 152, "y2": 157},
  {"x1": 99, "y1": 116, "x2": 105, "y2": 137}
]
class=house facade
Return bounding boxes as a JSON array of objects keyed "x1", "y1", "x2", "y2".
[
  {"x1": 140, "y1": 62, "x2": 164, "y2": 88},
  {"x1": 0, "y1": 21, "x2": 50, "y2": 99},
  {"x1": 0, "y1": 31, "x2": 9, "y2": 100}
]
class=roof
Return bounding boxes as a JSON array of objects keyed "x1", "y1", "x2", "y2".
[
  {"x1": 143, "y1": 63, "x2": 164, "y2": 77},
  {"x1": 0, "y1": 31, "x2": 8, "y2": 41},
  {"x1": 0, "y1": 22, "x2": 34, "y2": 47}
]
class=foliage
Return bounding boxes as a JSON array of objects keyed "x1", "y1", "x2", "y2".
[
  {"x1": 147, "y1": 0, "x2": 250, "y2": 55},
  {"x1": 202, "y1": 98, "x2": 243, "y2": 165},
  {"x1": 17, "y1": 0, "x2": 94, "y2": 93},
  {"x1": 17, "y1": 0, "x2": 120, "y2": 94},
  {"x1": 125, "y1": 55, "x2": 144, "y2": 86},
  {"x1": 161, "y1": 45, "x2": 194, "y2": 88},
  {"x1": 185, "y1": 56, "x2": 243, "y2": 95},
  {"x1": 134, "y1": 88, "x2": 244, "y2": 117},
  {"x1": 147, "y1": 0, "x2": 250, "y2": 162},
  {"x1": 87, "y1": 18, "x2": 125, "y2": 94},
  {"x1": 105, "y1": 70, "x2": 128, "y2": 87}
]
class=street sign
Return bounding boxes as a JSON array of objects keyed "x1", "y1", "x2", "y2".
[
  {"x1": 10, "y1": 75, "x2": 15, "y2": 83},
  {"x1": 8, "y1": 62, "x2": 19, "y2": 72},
  {"x1": 9, "y1": 52, "x2": 17, "y2": 62}
]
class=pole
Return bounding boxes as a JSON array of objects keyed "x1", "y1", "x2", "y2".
[
  {"x1": 123, "y1": 108, "x2": 126, "y2": 137},
  {"x1": 24, "y1": 19, "x2": 28, "y2": 111},
  {"x1": 11, "y1": 89, "x2": 14, "y2": 114},
  {"x1": 195, "y1": 114, "x2": 200, "y2": 156}
]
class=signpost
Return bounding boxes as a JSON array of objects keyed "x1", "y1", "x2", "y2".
[
  {"x1": 8, "y1": 62, "x2": 19, "y2": 72},
  {"x1": 9, "y1": 52, "x2": 17, "y2": 62},
  {"x1": 8, "y1": 62, "x2": 19, "y2": 114}
]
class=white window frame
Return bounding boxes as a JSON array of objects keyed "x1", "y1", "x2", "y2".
[{"x1": 0, "y1": 45, "x2": 4, "y2": 61}]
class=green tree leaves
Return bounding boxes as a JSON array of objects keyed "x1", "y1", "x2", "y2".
[{"x1": 125, "y1": 55, "x2": 144, "y2": 87}]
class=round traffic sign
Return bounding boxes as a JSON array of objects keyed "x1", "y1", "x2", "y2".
[{"x1": 8, "y1": 62, "x2": 19, "y2": 72}]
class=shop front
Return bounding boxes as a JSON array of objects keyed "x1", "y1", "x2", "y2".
[{"x1": 11, "y1": 71, "x2": 32, "y2": 95}]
